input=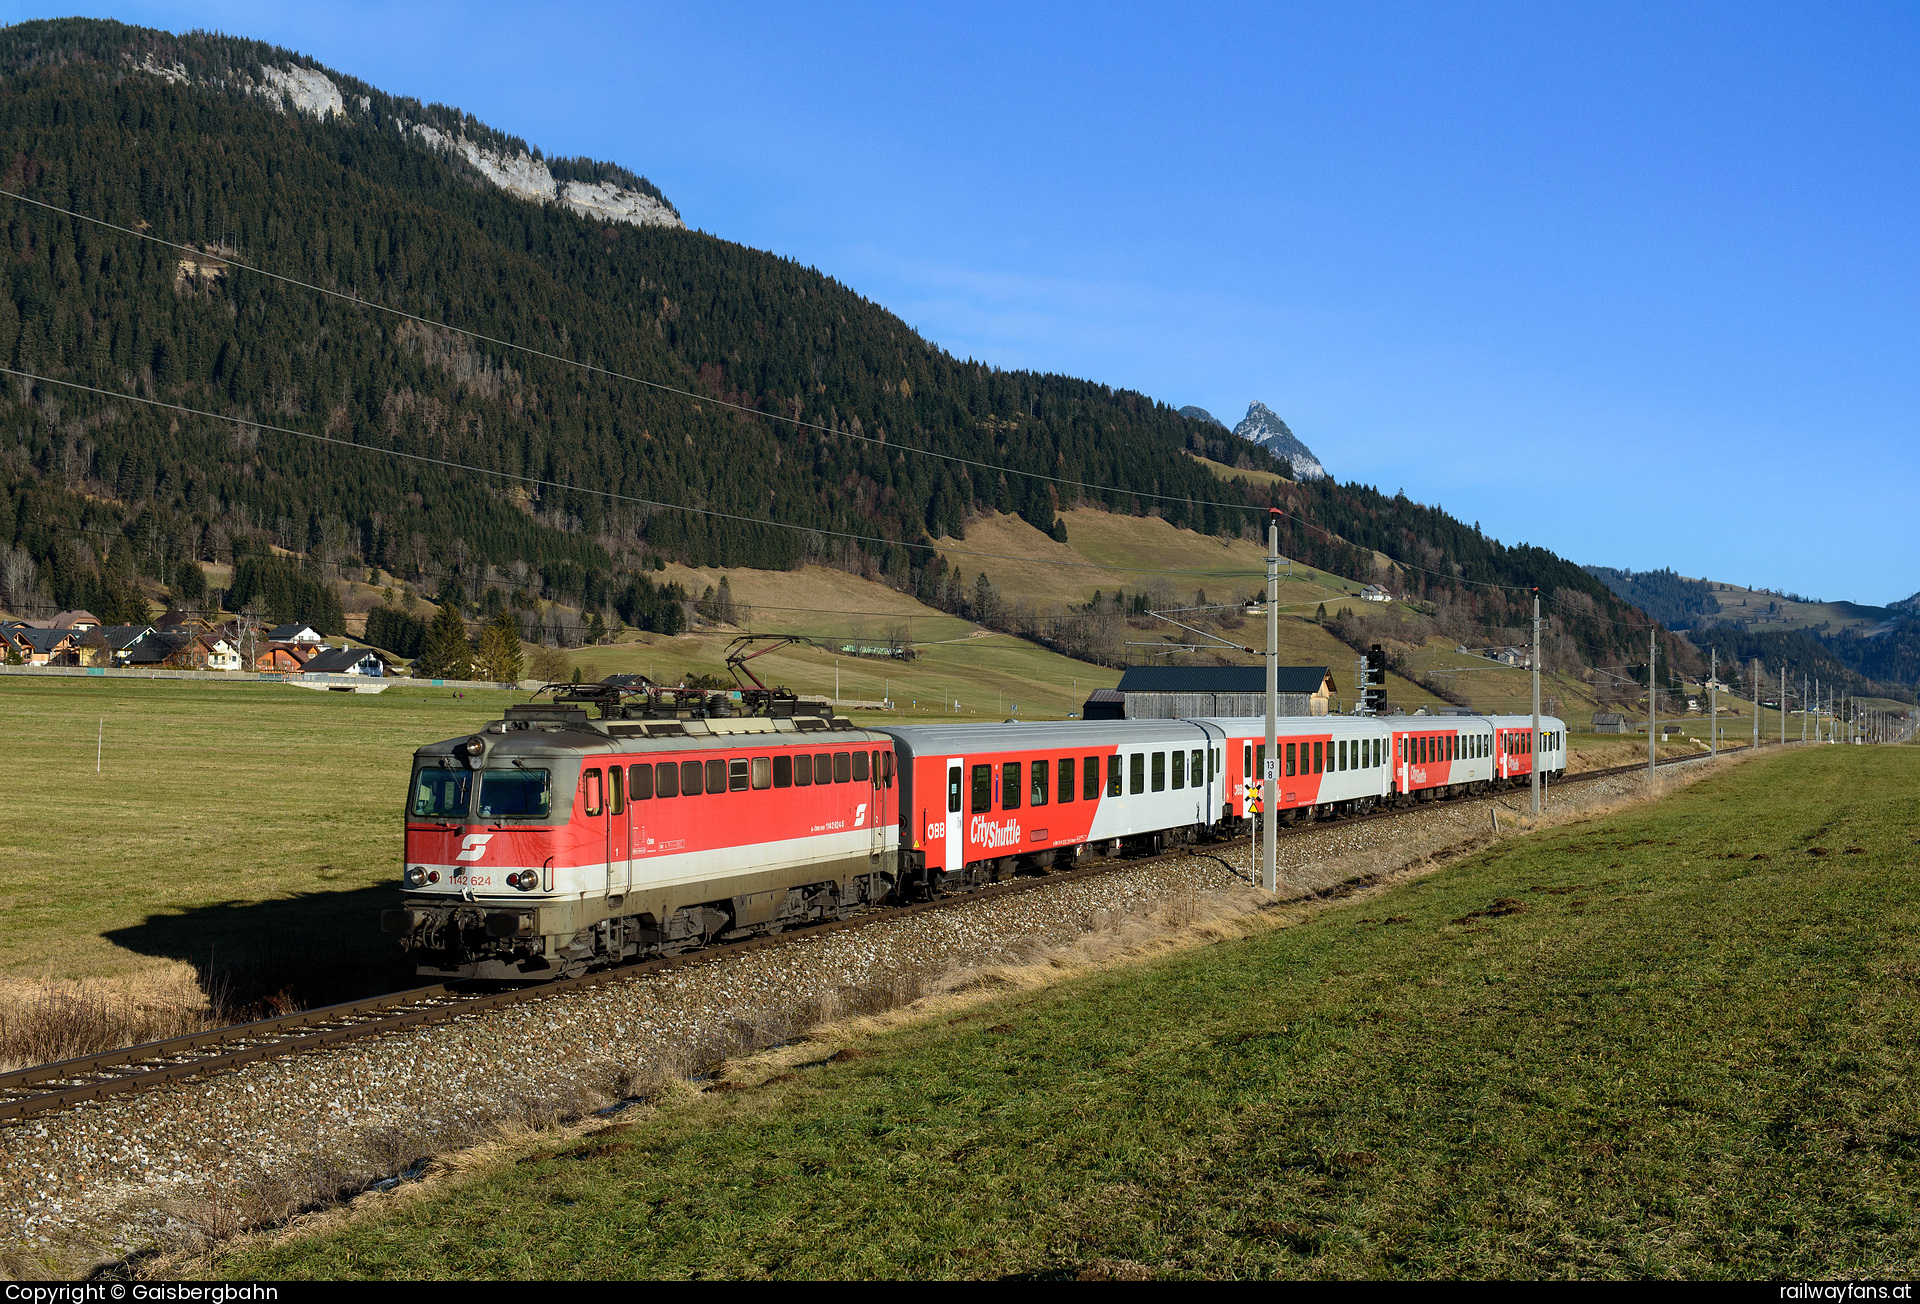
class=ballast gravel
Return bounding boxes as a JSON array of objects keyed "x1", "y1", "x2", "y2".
[{"x1": 0, "y1": 762, "x2": 1691, "y2": 1265}]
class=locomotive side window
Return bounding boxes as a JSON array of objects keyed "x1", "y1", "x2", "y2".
[
  {"x1": 852, "y1": 752, "x2": 869, "y2": 782},
  {"x1": 655, "y1": 762, "x2": 678, "y2": 798},
  {"x1": 583, "y1": 769, "x2": 603, "y2": 816},
  {"x1": 1058, "y1": 757, "x2": 1075, "y2": 803},
  {"x1": 632, "y1": 763, "x2": 653, "y2": 800},
  {"x1": 411, "y1": 767, "x2": 471, "y2": 818},
  {"x1": 751, "y1": 757, "x2": 772, "y2": 790},
  {"x1": 971, "y1": 764, "x2": 991, "y2": 812},
  {"x1": 1107, "y1": 754, "x2": 1122, "y2": 797},
  {"x1": 834, "y1": 752, "x2": 851, "y2": 784},
  {"x1": 1002, "y1": 761, "x2": 1021, "y2": 809},
  {"x1": 1031, "y1": 759, "x2": 1048, "y2": 807},
  {"x1": 1086, "y1": 755, "x2": 1102, "y2": 800},
  {"x1": 707, "y1": 759, "x2": 728, "y2": 793},
  {"x1": 1129, "y1": 753, "x2": 1145, "y2": 795},
  {"x1": 773, "y1": 755, "x2": 793, "y2": 788},
  {"x1": 1171, "y1": 750, "x2": 1184, "y2": 789},
  {"x1": 729, "y1": 759, "x2": 750, "y2": 792},
  {"x1": 816, "y1": 754, "x2": 833, "y2": 785},
  {"x1": 682, "y1": 760, "x2": 704, "y2": 796},
  {"x1": 476, "y1": 769, "x2": 549, "y2": 819},
  {"x1": 610, "y1": 766, "x2": 625, "y2": 814},
  {"x1": 794, "y1": 755, "x2": 812, "y2": 787}
]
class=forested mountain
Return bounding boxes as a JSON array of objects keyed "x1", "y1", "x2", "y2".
[
  {"x1": 1584, "y1": 566, "x2": 1722, "y2": 630},
  {"x1": 0, "y1": 17, "x2": 1663, "y2": 668},
  {"x1": 1686, "y1": 624, "x2": 1915, "y2": 705}
]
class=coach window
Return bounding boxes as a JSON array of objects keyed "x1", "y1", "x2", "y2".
[
  {"x1": 1171, "y1": 750, "x2": 1185, "y2": 789},
  {"x1": 1031, "y1": 759, "x2": 1049, "y2": 807},
  {"x1": 1085, "y1": 755, "x2": 1101, "y2": 801},
  {"x1": 1277, "y1": 743, "x2": 1288, "y2": 777},
  {"x1": 815, "y1": 754, "x2": 833, "y2": 785},
  {"x1": 1314, "y1": 742, "x2": 1325, "y2": 774},
  {"x1": 1107, "y1": 754, "x2": 1123, "y2": 797},
  {"x1": 656, "y1": 762, "x2": 679, "y2": 798},
  {"x1": 751, "y1": 757, "x2": 772, "y2": 790},
  {"x1": 1243, "y1": 744, "x2": 1253, "y2": 779},
  {"x1": 1002, "y1": 761, "x2": 1022, "y2": 809},
  {"x1": 583, "y1": 768, "x2": 603, "y2": 816},
  {"x1": 947, "y1": 766, "x2": 962, "y2": 812},
  {"x1": 1150, "y1": 752, "x2": 1165, "y2": 791},
  {"x1": 709, "y1": 759, "x2": 731, "y2": 793},
  {"x1": 1058, "y1": 757, "x2": 1075, "y2": 804},
  {"x1": 1129, "y1": 753, "x2": 1145, "y2": 795},
  {"x1": 610, "y1": 766, "x2": 625, "y2": 814},
  {"x1": 632, "y1": 763, "x2": 653, "y2": 800},
  {"x1": 773, "y1": 755, "x2": 793, "y2": 788},
  {"x1": 852, "y1": 752, "x2": 870, "y2": 782},
  {"x1": 682, "y1": 760, "x2": 704, "y2": 795},
  {"x1": 971, "y1": 764, "x2": 992, "y2": 813}
]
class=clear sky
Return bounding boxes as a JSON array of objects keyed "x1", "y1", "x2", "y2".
[{"x1": 10, "y1": 2, "x2": 1918, "y2": 603}]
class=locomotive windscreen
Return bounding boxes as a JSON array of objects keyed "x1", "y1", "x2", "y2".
[
  {"x1": 477, "y1": 768, "x2": 551, "y2": 819},
  {"x1": 411, "y1": 767, "x2": 471, "y2": 819}
]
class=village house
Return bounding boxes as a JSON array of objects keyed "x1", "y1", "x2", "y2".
[
  {"x1": 1361, "y1": 584, "x2": 1392, "y2": 602},
  {"x1": 6, "y1": 624, "x2": 82, "y2": 665},
  {"x1": 265, "y1": 622, "x2": 325, "y2": 647},
  {"x1": 253, "y1": 643, "x2": 310, "y2": 672},
  {"x1": 189, "y1": 633, "x2": 243, "y2": 671},
  {"x1": 77, "y1": 625, "x2": 157, "y2": 667},
  {"x1": 301, "y1": 646, "x2": 390, "y2": 677}
]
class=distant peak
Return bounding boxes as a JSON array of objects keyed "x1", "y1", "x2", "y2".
[
  {"x1": 1233, "y1": 402, "x2": 1327, "y2": 481},
  {"x1": 1178, "y1": 405, "x2": 1229, "y2": 430}
]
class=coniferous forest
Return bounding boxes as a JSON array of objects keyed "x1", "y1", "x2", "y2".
[{"x1": 0, "y1": 17, "x2": 1665, "y2": 670}]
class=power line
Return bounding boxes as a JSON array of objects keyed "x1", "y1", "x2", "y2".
[
  {"x1": 0, "y1": 365, "x2": 1268, "y2": 580},
  {"x1": 0, "y1": 186, "x2": 1554, "y2": 598}
]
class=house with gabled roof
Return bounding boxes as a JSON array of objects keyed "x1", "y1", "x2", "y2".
[
  {"x1": 10, "y1": 625, "x2": 83, "y2": 665},
  {"x1": 253, "y1": 643, "x2": 310, "y2": 672},
  {"x1": 50, "y1": 610, "x2": 102, "y2": 631},
  {"x1": 301, "y1": 645, "x2": 390, "y2": 676},
  {"x1": 266, "y1": 622, "x2": 325, "y2": 646}
]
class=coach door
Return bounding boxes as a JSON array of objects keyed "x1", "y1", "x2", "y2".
[{"x1": 945, "y1": 761, "x2": 964, "y2": 872}]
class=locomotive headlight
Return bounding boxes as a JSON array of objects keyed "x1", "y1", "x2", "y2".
[
  {"x1": 508, "y1": 869, "x2": 538, "y2": 891},
  {"x1": 404, "y1": 865, "x2": 429, "y2": 888},
  {"x1": 462, "y1": 735, "x2": 486, "y2": 759}
]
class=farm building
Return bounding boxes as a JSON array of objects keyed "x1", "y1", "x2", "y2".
[
  {"x1": 1591, "y1": 712, "x2": 1628, "y2": 734},
  {"x1": 1083, "y1": 665, "x2": 1336, "y2": 721}
]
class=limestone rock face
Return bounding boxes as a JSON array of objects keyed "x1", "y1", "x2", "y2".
[{"x1": 1234, "y1": 401, "x2": 1327, "y2": 481}]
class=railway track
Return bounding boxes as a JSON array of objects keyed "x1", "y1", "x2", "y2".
[{"x1": 0, "y1": 744, "x2": 1741, "y2": 1126}]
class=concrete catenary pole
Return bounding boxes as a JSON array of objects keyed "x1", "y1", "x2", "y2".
[
  {"x1": 1780, "y1": 665, "x2": 1787, "y2": 746},
  {"x1": 1802, "y1": 674, "x2": 1808, "y2": 742},
  {"x1": 1648, "y1": 629, "x2": 1657, "y2": 777},
  {"x1": 1531, "y1": 591, "x2": 1542, "y2": 816},
  {"x1": 1752, "y1": 661, "x2": 1760, "y2": 750},
  {"x1": 1263, "y1": 508, "x2": 1279, "y2": 893}
]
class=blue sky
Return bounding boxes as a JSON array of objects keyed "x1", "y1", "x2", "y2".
[{"x1": 12, "y1": 2, "x2": 1918, "y2": 603}]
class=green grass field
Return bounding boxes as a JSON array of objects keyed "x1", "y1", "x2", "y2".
[
  {"x1": 218, "y1": 745, "x2": 1920, "y2": 1279},
  {"x1": 0, "y1": 676, "x2": 521, "y2": 996}
]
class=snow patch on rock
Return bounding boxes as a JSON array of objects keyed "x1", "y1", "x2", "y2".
[
  {"x1": 1234, "y1": 401, "x2": 1328, "y2": 481},
  {"x1": 259, "y1": 64, "x2": 344, "y2": 120}
]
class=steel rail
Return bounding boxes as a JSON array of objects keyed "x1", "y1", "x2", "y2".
[{"x1": 0, "y1": 743, "x2": 1741, "y2": 1124}]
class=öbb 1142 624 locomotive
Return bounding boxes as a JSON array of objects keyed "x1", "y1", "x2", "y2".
[{"x1": 385, "y1": 685, "x2": 1565, "y2": 980}]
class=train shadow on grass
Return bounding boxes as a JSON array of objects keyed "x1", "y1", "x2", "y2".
[{"x1": 104, "y1": 883, "x2": 418, "y2": 1020}]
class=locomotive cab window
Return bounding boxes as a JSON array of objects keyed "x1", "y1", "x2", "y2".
[
  {"x1": 582, "y1": 769, "x2": 603, "y2": 817},
  {"x1": 971, "y1": 764, "x2": 991, "y2": 813},
  {"x1": 411, "y1": 767, "x2": 471, "y2": 819},
  {"x1": 609, "y1": 766, "x2": 625, "y2": 814},
  {"x1": 1002, "y1": 761, "x2": 1021, "y2": 810},
  {"x1": 479, "y1": 768, "x2": 550, "y2": 819}
]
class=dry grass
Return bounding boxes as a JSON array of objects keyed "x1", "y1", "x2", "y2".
[{"x1": 0, "y1": 967, "x2": 217, "y2": 1072}]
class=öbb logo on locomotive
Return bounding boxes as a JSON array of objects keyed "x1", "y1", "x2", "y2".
[{"x1": 385, "y1": 702, "x2": 1565, "y2": 981}]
